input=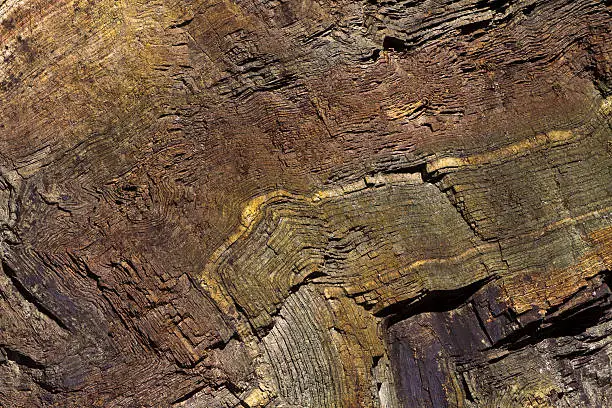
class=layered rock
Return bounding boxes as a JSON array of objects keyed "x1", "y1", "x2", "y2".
[{"x1": 0, "y1": 0, "x2": 610, "y2": 406}]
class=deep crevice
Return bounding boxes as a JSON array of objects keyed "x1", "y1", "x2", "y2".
[
  {"x1": 171, "y1": 383, "x2": 207, "y2": 405},
  {"x1": 476, "y1": 0, "x2": 509, "y2": 14},
  {"x1": 2, "y1": 346, "x2": 45, "y2": 370},
  {"x1": 288, "y1": 271, "x2": 329, "y2": 294},
  {"x1": 472, "y1": 301, "x2": 494, "y2": 345},
  {"x1": 492, "y1": 271, "x2": 611, "y2": 350},
  {"x1": 379, "y1": 275, "x2": 495, "y2": 322},
  {"x1": 382, "y1": 36, "x2": 410, "y2": 52},
  {"x1": 503, "y1": 295, "x2": 610, "y2": 351},
  {"x1": 459, "y1": 19, "x2": 491, "y2": 36},
  {"x1": 460, "y1": 373, "x2": 475, "y2": 402},
  {"x1": 522, "y1": 3, "x2": 537, "y2": 15},
  {"x1": 169, "y1": 18, "x2": 193, "y2": 29}
]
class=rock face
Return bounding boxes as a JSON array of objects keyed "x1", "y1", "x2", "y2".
[{"x1": 0, "y1": 0, "x2": 610, "y2": 406}]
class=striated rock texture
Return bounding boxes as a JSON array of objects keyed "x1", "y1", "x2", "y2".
[{"x1": 0, "y1": 0, "x2": 611, "y2": 406}]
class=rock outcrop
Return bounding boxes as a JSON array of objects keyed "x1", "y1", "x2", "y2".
[{"x1": 0, "y1": 0, "x2": 610, "y2": 406}]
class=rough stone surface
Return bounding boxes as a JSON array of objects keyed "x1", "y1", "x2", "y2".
[{"x1": 0, "y1": 0, "x2": 610, "y2": 406}]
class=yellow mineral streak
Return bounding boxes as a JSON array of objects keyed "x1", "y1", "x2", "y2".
[
  {"x1": 521, "y1": 205, "x2": 612, "y2": 242},
  {"x1": 201, "y1": 129, "x2": 579, "y2": 288},
  {"x1": 426, "y1": 130, "x2": 575, "y2": 173},
  {"x1": 199, "y1": 173, "x2": 423, "y2": 320},
  {"x1": 600, "y1": 95, "x2": 612, "y2": 115},
  {"x1": 198, "y1": 127, "x2": 608, "y2": 324},
  {"x1": 201, "y1": 172, "x2": 421, "y2": 285},
  {"x1": 196, "y1": 127, "x2": 608, "y2": 406},
  {"x1": 390, "y1": 242, "x2": 496, "y2": 284},
  {"x1": 385, "y1": 100, "x2": 425, "y2": 120}
]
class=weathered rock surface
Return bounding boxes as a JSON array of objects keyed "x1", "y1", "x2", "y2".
[{"x1": 0, "y1": 0, "x2": 610, "y2": 406}]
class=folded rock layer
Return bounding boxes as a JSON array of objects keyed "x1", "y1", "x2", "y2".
[{"x1": 0, "y1": 0, "x2": 610, "y2": 406}]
